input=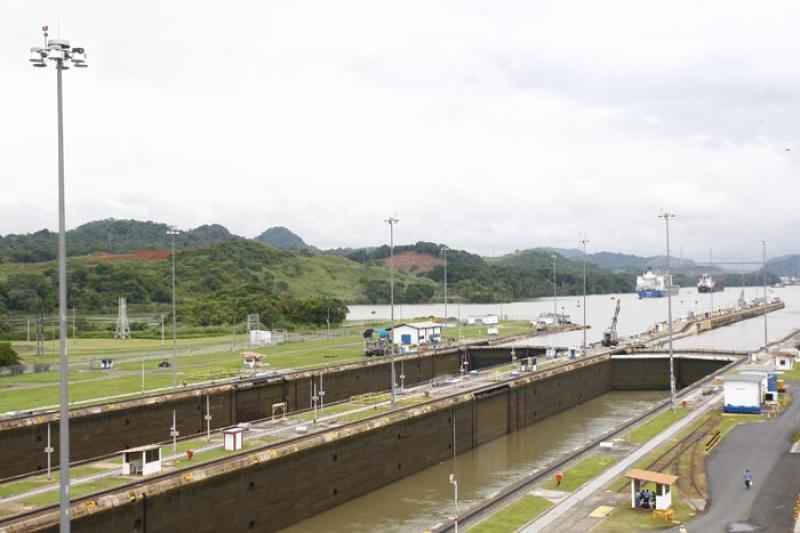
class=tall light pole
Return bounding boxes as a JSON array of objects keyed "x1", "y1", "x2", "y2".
[
  {"x1": 709, "y1": 249, "x2": 714, "y2": 314},
  {"x1": 580, "y1": 236, "x2": 589, "y2": 350},
  {"x1": 660, "y1": 212, "x2": 676, "y2": 410},
  {"x1": 167, "y1": 228, "x2": 180, "y2": 388},
  {"x1": 30, "y1": 26, "x2": 88, "y2": 533},
  {"x1": 761, "y1": 240, "x2": 768, "y2": 350},
  {"x1": 385, "y1": 216, "x2": 398, "y2": 408},
  {"x1": 551, "y1": 255, "x2": 558, "y2": 319},
  {"x1": 441, "y1": 246, "x2": 449, "y2": 325}
]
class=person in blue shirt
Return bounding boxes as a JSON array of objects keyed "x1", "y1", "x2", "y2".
[{"x1": 743, "y1": 469, "x2": 753, "y2": 489}]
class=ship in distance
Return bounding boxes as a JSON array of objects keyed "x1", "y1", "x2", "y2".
[
  {"x1": 697, "y1": 273, "x2": 724, "y2": 293},
  {"x1": 636, "y1": 269, "x2": 680, "y2": 299}
]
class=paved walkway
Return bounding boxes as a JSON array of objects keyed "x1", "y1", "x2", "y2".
[
  {"x1": 521, "y1": 393, "x2": 723, "y2": 532},
  {"x1": 685, "y1": 383, "x2": 800, "y2": 533}
]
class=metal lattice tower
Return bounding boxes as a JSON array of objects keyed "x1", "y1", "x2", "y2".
[
  {"x1": 246, "y1": 313, "x2": 260, "y2": 346},
  {"x1": 114, "y1": 297, "x2": 131, "y2": 339}
]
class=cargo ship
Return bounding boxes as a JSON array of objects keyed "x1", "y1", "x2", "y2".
[
  {"x1": 697, "y1": 274, "x2": 724, "y2": 293},
  {"x1": 636, "y1": 269, "x2": 679, "y2": 298}
]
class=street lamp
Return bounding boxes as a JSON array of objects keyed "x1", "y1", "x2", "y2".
[
  {"x1": 761, "y1": 240, "x2": 768, "y2": 350},
  {"x1": 166, "y1": 228, "x2": 180, "y2": 388},
  {"x1": 551, "y1": 255, "x2": 558, "y2": 319},
  {"x1": 580, "y1": 235, "x2": 589, "y2": 350},
  {"x1": 659, "y1": 212, "x2": 676, "y2": 410},
  {"x1": 441, "y1": 246, "x2": 449, "y2": 326},
  {"x1": 30, "y1": 25, "x2": 88, "y2": 533},
  {"x1": 385, "y1": 216, "x2": 398, "y2": 408},
  {"x1": 449, "y1": 473, "x2": 459, "y2": 533}
]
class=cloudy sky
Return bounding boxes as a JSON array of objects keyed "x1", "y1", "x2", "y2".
[{"x1": 2, "y1": 1, "x2": 799, "y2": 262}]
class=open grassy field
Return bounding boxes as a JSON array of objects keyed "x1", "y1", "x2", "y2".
[{"x1": 0, "y1": 334, "x2": 367, "y2": 413}]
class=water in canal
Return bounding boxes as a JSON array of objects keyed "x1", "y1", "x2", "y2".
[
  {"x1": 282, "y1": 390, "x2": 666, "y2": 532},
  {"x1": 348, "y1": 285, "x2": 800, "y2": 352}
]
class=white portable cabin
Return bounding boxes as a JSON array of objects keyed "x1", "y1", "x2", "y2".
[
  {"x1": 248, "y1": 330, "x2": 272, "y2": 346},
  {"x1": 723, "y1": 373, "x2": 765, "y2": 414},
  {"x1": 466, "y1": 314, "x2": 499, "y2": 325},
  {"x1": 121, "y1": 445, "x2": 162, "y2": 476},
  {"x1": 775, "y1": 354, "x2": 795, "y2": 371},
  {"x1": 224, "y1": 428, "x2": 245, "y2": 451},
  {"x1": 391, "y1": 322, "x2": 442, "y2": 346}
]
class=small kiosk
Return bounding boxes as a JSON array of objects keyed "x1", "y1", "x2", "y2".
[
  {"x1": 241, "y1": 352, "x2": 264, "y2": 369},
  {"x1": 624, "y1": 468, "x2": 678, "y2": 511},
  {"x1": 224, "y1": 427, "x2": 245, "y2": 451},
  {"x1": 774, "y1": 352, "x2": 795, "y2": 371},
  {"x1": 121, "y1": 445, "x2": 162, "y2": 476}
]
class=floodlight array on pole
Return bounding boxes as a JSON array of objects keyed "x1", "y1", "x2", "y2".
[
  {"x1": 30, "y1": 24, "x2": 89, "y2": 533},
  {"x1": 580, "y1": 235, "x2": 589, "y2": 350},
  {"x1": 167, "y1": 228, "x2": 180, "y2": 388},
  {"x1": 761, "y1": 240, "x2": 768, "y2": 350},
  {"x1": 441, "y1": 245, "x2": 449, "y2": 325},
  {"x1": 659, "y1": 211, "x2": 676, "y2": 410},
  {"x1": 385, "y1": 216, "x2": 399, "y2": 407}
]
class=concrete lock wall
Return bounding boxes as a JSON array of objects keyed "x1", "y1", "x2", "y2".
[
  {"x1": 610, "y1": 357, "x2": 728, "y2": 390},
  {"x1": 49, "y1": 359, "x2": 614, "y2": 533},
  {"x1": 0, "y1": 350, "x2": 462, "y2": 480}
]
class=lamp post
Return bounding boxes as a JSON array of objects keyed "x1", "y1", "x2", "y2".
[
  {"x1": 580, "y1": 236, "x2": 589, "y2": 350},
  {"x1": 659, "y1": 212, "x2": 676, "y2": 410},
  {"x1": 441, "y1": 246, "x2": 449, "y2": 325},
  {"x1": 385, "y1": 216, "x2": 398, "y2": 407},
  {"x1": 29, "y1": 25, "x2": 88, "y2": 533},
  {"x1": 761, "y1": 240, "x2": 768, "y2": 350},
  {"x1": 551, "y1": 255, "x2": 558, "y2": 319},
  {"x1": 167, "y1": 228, "x2": 180, "y2": 388}
]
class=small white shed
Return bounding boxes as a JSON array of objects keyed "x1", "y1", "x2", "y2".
[
  {"x1": 391, "y1": 322, "x2": 442, "y2": 346},
  {"x1": 723, "y1": 373, "x2": 765, "y2": 414},
  {"x1": 248, "y1": 330, "x2": 272, "y2": 346},
  {"x1": 122, "y1": 445, "x2": 162, "y2": 476},
  {"x1": 774, "y1": 351, "x2": 796, "y2": 371},
  {"x1": 224, "y1": 428, "x2": 245, "y2": 451},
  {"x1": 466, "y1": 314, "x2": 499, "y2": 325},
  {"x1": 625, "y1": 469, "x2": 678, "y2": 510},
  {"x1": 241, "y1": 351, "x2": 264, "y2": 369}
]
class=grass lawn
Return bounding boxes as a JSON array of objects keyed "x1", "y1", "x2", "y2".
[
  {"x1": 20, "y1": 477, "x2": 129, "y2": 506},
  {"x1": 542, "y1": 455, "x2": 619, "y2": 492},
  {"x1": 452, "y1": 321, "x2": 533, "y2": 341},
  {"x1": 0, "y1": 479, "x2": 48, "y2": 498},
  {"x1": 469, "y1": 495, "x2": 552, "y2": 533},
  {"x1": 625, "y1": 407, "x2": 690, "y2": 444}
]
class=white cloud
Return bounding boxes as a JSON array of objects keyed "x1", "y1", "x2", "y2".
[{"x1": 1, "y1": 0, "x2": 799, "y2": 263}]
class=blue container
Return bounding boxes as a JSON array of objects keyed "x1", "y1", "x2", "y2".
[{"x1": 767, "y1": 372, "x2": 778, "y2": 392}]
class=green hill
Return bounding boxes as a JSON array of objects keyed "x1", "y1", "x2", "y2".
[
  {"x1": 0, "y1": 239, "x2": 437, "y2": 327},
  {"x1": 0, "y1": 219, "x2": 234, "y2": 263},
  {"x1": 255, "y1": 226, "x2": 314, "y2": 251}
]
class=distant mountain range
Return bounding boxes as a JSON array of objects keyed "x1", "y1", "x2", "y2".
[
  {"x1": 545, "y1": 247, "x2": 718, "y2": 273},
  {"x1": 255, "y1": 226, "x2": 315, "y2": 251}
]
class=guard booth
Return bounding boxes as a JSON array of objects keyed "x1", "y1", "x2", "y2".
[
  {"x1": 224, "y1": 428, "x2": 245, "y2": 451},
  {"x1": 121, "y1": 445, "x2": 162, "y2": 476},
  {"x1": 241, "y1": 352, "x2": 264, "y2": 369},
  {"x1": 624, "y1": 469, "x2": 678, "y2": 510}
]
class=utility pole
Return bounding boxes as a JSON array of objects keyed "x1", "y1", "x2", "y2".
[
  {"x1": 762, "y1": 240, "x2": 768, "y2": 350},
  {"x1": 160, "y1": 313, "x2": 165, "y2": 346},
  {"x1": 72, "y1": 306, "x2": 76, "y2": 339},
  {"x1": 709, "y1": 249, "x2": 714, "y2": 313},
  {"x1": 660, "y1": 212, "x2": 676, "y2": 410},
  {"x1": 441, "y1": 246, "x2": 449, "y2": 324},
  {"x1": 580, "y1": 235, "x2": 589, "y2": 350},
  {"x1": 167, "y1": 228, "x2": 180, "y2": 388},
  {"x1": 551, "y1": 255, "x2": 558, "y2": 319},
  {"x1": 29, "y1": 27, "x2": 88, "y2": 532},
  {"x1": 385, "y1": 216, "x2": 399, "y2": 408}
]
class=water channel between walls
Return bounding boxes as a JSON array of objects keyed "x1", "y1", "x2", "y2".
[{"x1": 282, "y1": 389, "x2": 667, "y2": 533}]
